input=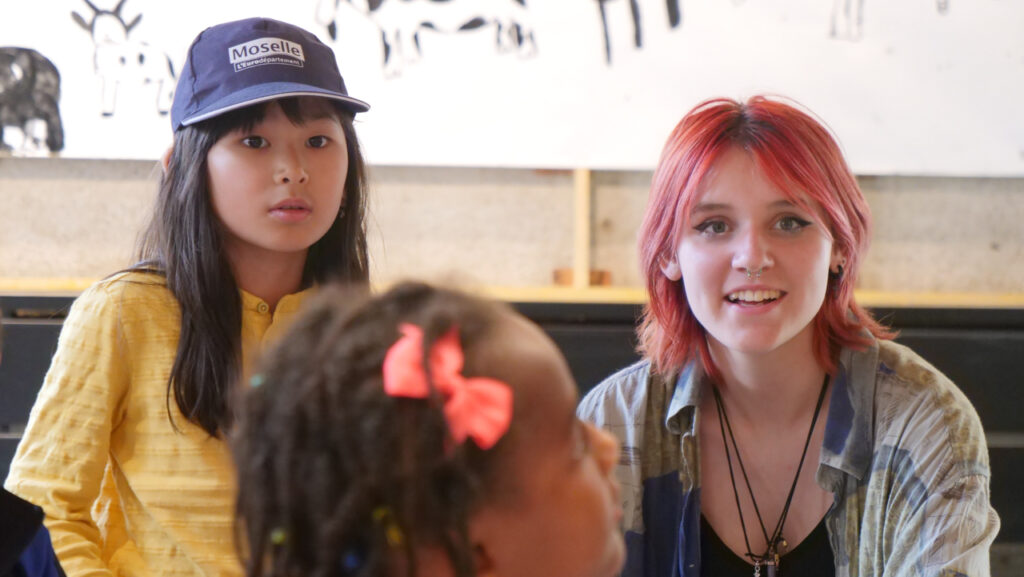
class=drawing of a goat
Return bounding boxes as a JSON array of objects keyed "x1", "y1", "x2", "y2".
[
  {"x1": 72, "y1": 0, "x2": 175, "y2": 116},
  {"x1": 316, "y1": 0, "x2": 537, "y2": 77}
]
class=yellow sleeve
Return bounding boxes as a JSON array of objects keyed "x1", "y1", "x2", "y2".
[{"x1": 4, "y1": 281, "x2": 130, "y2": 577}]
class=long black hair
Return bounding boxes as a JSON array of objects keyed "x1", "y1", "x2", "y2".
[
  {"x1": 233, "y1": 282, "x2": 517, "y2": 577},
  {"x1": 132, "y1": 97, "x2": 369, "y2": 437}
]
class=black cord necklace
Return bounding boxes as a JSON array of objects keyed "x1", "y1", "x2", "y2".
[{"x1": 710, "y1": 373, "x2": 830, "y2": 577}]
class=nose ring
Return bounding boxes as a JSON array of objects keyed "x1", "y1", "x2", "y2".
[{"x1": 745, "y1": 268, "x2": 763, "y2": 280}]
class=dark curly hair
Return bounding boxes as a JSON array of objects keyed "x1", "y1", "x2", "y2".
[{"x1": 232, "y1": 282, "x2": 520, "y2": 577}]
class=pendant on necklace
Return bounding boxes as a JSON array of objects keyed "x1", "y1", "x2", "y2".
[
  {"x1": 763, "y1": 536, "x2": 785, "y2": 577},
  {"x1": 753, "y1": 560, "x2": 761, "y2": 577}
]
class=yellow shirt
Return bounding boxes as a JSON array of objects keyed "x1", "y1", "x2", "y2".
[{"x1": 5, "y1": 271, "x2": 311, "y2": 577}]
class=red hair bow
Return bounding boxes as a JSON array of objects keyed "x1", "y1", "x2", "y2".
[{"x1": 382, "y1": 323, "x2": 513, "y2": 450}]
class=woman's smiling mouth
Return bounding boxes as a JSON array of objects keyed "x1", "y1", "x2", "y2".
[{"x1": 726, "y1": 289, "x2": 782, "y2": 304}]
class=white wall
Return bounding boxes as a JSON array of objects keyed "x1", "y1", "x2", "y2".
[
  {"x1": 2, "y1": 157, "x2": 1022, "y2": 296},
  {"x1": 3, "y1": 1, "x2": 1022, "y2": 174}
]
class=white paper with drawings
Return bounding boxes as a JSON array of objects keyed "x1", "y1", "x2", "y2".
[{"x1": 1, "y1": 0, "x2": 1021, "y2": 176}]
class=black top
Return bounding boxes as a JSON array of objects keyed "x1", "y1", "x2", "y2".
[
  {"x1": 1, "y1": 488, "x2": 42, "y2": 576},
  {"x1": 1, "y1": 488, "x2": 65, "y2": 577},
  {"x1": 699, "y1": 514, "x2": 835, "y2": 577}
]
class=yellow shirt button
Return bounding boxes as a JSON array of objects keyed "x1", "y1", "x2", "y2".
[{"x1": 257, "y1": 302, "x2": 269, "y2": 314}]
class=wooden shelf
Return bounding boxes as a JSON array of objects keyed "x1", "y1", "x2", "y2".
[
  {"x1": 482, "y1": 285, "x2": 646, "y2": 304},
  {"x1": 0, "y1": 278, "x2": 94, "y2": 296},
  {"x1": 3, "y1": 278, "x2": 1024, "y2": 309},
  {"x1": 854, "y1": 290, "x2": 1024, "y2": 309},
  {"x1": 2, "y1": 168, "x2": 1021, "y2": 310},
  {"x1": 489, "y1": 287, "x2": 1024, "y2": 308}
]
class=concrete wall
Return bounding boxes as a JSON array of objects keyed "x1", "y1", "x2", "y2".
[{"x1": 1, "y1": 156, "x2": 1022, "y2": 295}]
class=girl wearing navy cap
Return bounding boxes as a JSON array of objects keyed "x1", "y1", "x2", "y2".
[{"x1": 6, "y1": 17, "x2": 371, "y2": 577}]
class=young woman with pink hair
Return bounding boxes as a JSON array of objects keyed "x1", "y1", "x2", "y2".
[{"x1": 579, "y1": 95, "x2": 999, "y2": 577}]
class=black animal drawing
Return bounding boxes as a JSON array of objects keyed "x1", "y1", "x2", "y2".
[
  {"x1": 72, "y1": 0, "x2": 176, "y2": 116},
  {"x1": 831, "y1": 0, "x2": 950, "y2": 40},
  {"x1": 0, "y1": 47, "x2": 63, "y2": 153},
  {"x1": 316, "y1": 0, "x2": 537, "y2": 77},
  {"x1": 596, "y1": 0, "x2": 681, "y2": 64}
]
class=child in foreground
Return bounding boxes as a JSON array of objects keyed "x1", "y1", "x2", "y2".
[{"x1": 233, "y1": 282, "x2": 625, "y2": 577}]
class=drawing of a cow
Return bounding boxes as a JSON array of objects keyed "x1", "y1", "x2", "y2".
[
  {"x1": 831, "y1": 0, "x2": 950, "y2": 40},
  {"x1": 316, "y1": 0, "x2": 537, "y2": 77},
  {"x1": 72, "y1": 0, "x2": 176, "y2": 116},
  {"x1": 596, "y1": 0, "x2": 681, "y2": 64},
  {"x1": 0, "y1": 47, "x2": 63, "y2": 153}
]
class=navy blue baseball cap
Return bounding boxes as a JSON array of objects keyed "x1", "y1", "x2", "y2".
[{"x1": 171, "y1": 17, "x2": 369, "y2": 131}]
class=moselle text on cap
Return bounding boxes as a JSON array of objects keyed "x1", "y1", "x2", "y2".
[{"x1": 170, "y1": 17, "x2": 369, "y2": 132}]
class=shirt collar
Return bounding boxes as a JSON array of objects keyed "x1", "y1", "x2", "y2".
[
  {"x1": 665, "y1": 363, "x2": 703, "y2": 435},
  {"x1": 820, "y1": 337, "x2": 879, "y2": 483},
  {"x1": 658, "y1": 337, "x2": 881, "y2": 485},
  {"x1": 239, "y1": 286, "x2": 315, "y2": 315}
]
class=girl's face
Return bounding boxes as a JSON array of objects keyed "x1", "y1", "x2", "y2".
[
  {"x1": 661, "y1": 147, "x2": 841, "y2": 358},
  {"x1": 471, "y1": 313, "x2": 624, "y2": 577},
  {"x1": 206, "y1": 98, "x2": 348, "y2": 270}
]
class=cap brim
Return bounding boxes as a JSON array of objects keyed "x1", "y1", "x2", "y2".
[{"x1": 180, "y1": 82, "x2": 369, "y2": 127}]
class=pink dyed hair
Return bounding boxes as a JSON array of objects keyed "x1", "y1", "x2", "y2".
[{"x1": 637, "y1": 95, "x2": 893, "y2": 378}]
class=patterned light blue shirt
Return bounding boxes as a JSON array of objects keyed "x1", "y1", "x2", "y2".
[{"x1": 577, "y1": 338, "x2": 1000, "y2": 577}]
